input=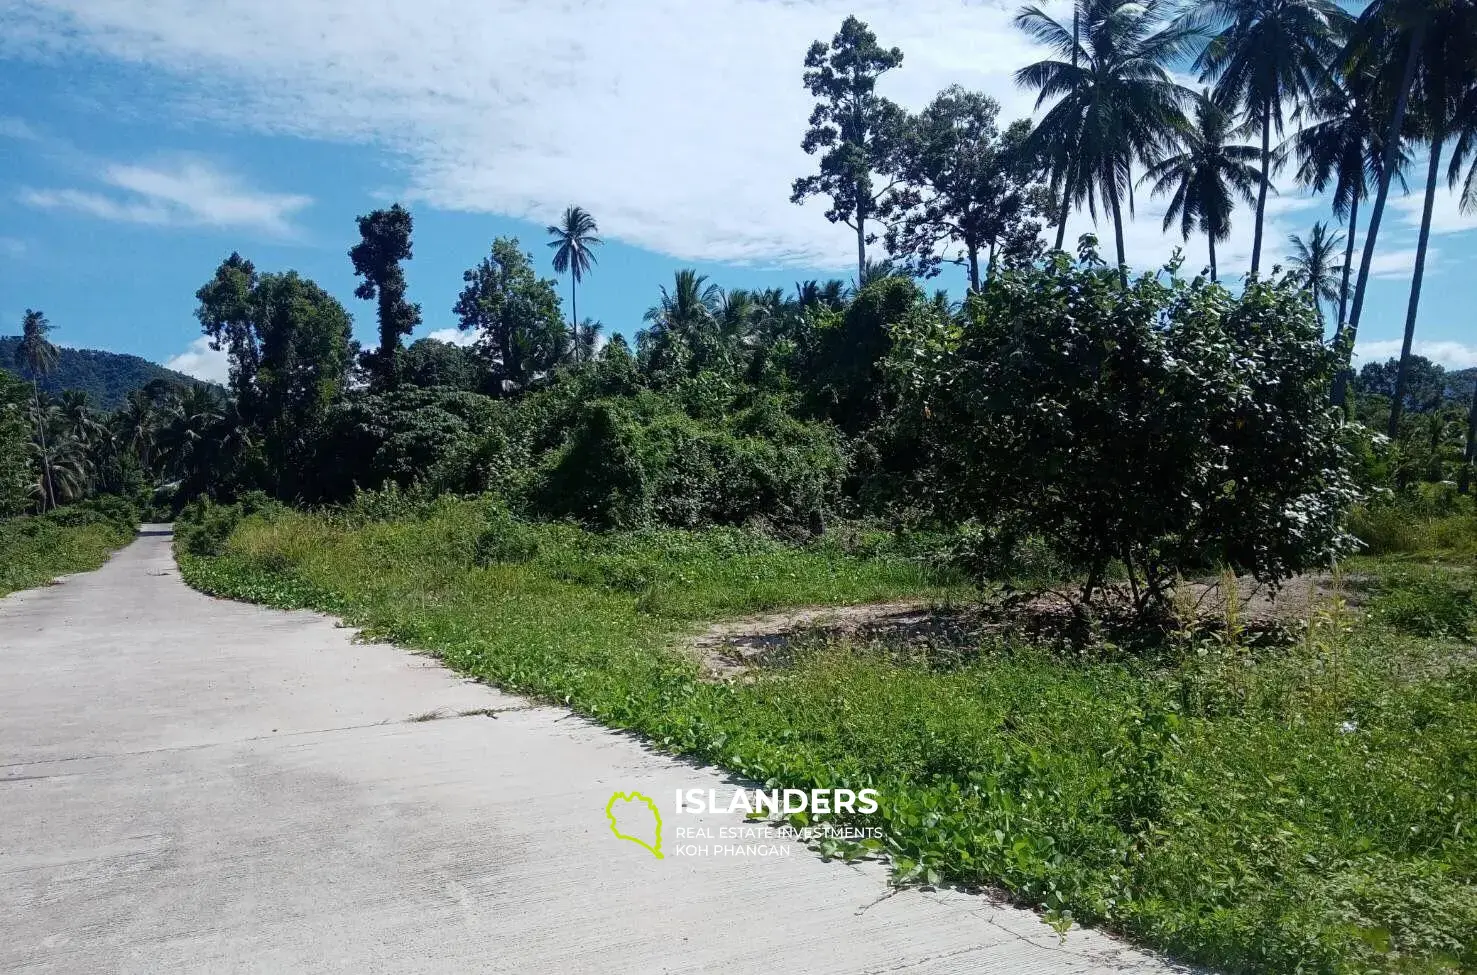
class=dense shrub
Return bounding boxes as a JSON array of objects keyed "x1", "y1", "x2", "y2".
[
  {"x1": 890, "y1": 246, "x2": 1358, "y2": 615},
  {"x1": 534, "y1": 393, "x2": 845, "y2": 532},
  {"x1": 312, "y1": 388, "x2": 506, "y2": 500}
]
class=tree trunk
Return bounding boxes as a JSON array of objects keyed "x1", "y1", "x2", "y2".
[
  {"x1": 1054, "y1": 172, "x2": 1072, "y2": 251},
  {"x1": 570, "y1": 275, "x2": 579, "y2": 361},
  {"x1": 1460, "y1": 376, "x2": 1477, "y2": 494},
  {"x1": 968, "y1": 244, "x2": 981, "y2": 292},
  {"x1": 856, "y1": 206, "x2": 867, "y2": 287},
  {"x1": 31, "y1": 380, "x2": 55, "y2": 512},
  {"x1": 1208, "y1": 234, "x2": 1218, "y2": 283},
  {"x1": 1337, "y1": 25, "x2": 1424, "y2": 407},
  {"x1": 1388, "y1": 134, "x2": 1444, "y2": 440},
  {"x1": 1335, "y1": 193, "x2": 1359, "y2": 343},
  {"x1": 1108, "y1": 174, "x2": 1127, "y2": 284},
  {"x1": 1250, "y1": 105, "x2": 1271, "y2": 277}
]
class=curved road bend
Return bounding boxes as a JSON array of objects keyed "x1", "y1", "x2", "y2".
[{"x1": 0, "y1": 526, "x2": 1188, "y2": 973}]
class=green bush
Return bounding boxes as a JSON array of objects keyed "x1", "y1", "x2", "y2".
[
  {"x1": 1368, "y1": 570, "x2": 1476, "y2": 638},
  {"x1": 534, "y1": 393, "x2": 844, "y2": 532}
]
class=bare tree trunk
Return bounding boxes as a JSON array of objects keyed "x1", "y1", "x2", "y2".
[
  {"x1": 31, "y1": 380, "x2": 55, "y2": 512},
  {"x1": 1461, "y1": 377, "x2": 1476, "y2": 494},
  {"x1": 1250, "y1": 105, "x2": 1271, "y2": 277},
  {"x1": 856, "y1": 207, "x2": 867, "y2": 287},
  {"x1": 1108, "y1": 175, "x2": 1127, "y2": 284},
  {"x1": 968, "y1": 244, "x2": 981, "y2": 292},
  {"x1": 1388, "y1": 135, "x2": 1444, "y2": 440},
  {"x1": 1335, "y1": 194, "x2": 1359, "y2": 341},
  {"x1": 1209, "y1": 235, "x2": 1218, "y2": 283},
  {"x1": 1337, "y1": 25, "x2": 1424, "y2": 407}
]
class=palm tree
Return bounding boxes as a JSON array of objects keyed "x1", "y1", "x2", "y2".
[
  {"x1": 1385, "y1": 3, "x2": 1476, "y2": 439},
  {"x1": 1287, "y1": 222, "x2": 1345, "y2": 326},
  {"x1": 28, "y1": 433, "x2": 88, "y2": 508},
  {"x1": 1340, "y1": 0, "x2": 1441, "y2": 405},
  {"x1": 157, "y1": 386, "x2": 224, "y2": 481},
  {"x1": 1290, "y1": 64, "x2": 1406, "y2": 345},
  {"x1": 115, "y1": 390, "x2": 159, "y2": 475},
  {"x1": 1447, "y1": 75, "x2": 1477, "y2": 491},
  {"x1": 568, "y1": 319, "x2": 605, "y2": 364},
  {"x1": 1015, "y1": 0, "x2": 1196, "y2": 274},
  {"x1": 643, "y1": 270, "x2": 723, "y2": 376},
  {"x1": 16, "y1": 309, "x2": 59, "y2": 511},
  {"x1": 1140, "y1": 90, "x2": 1262, "y2": 280},
  {"x1": 547, "y1": 206, "x2": 602, "y2": 337},
  {"x1": 1191, "y1": 0, "x2": 1349, "y2": 277},
  {"x1": 58, "y1": 391, "x2": 105, "y2": 450}
]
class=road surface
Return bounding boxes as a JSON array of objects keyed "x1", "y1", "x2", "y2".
[{"x1": 0, "y1": 526, "x2": 1187, "y2": 973}]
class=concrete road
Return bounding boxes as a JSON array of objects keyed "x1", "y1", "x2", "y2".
[{"x1": 1, "y1": 527, "x2": 1186, "y2": 974}]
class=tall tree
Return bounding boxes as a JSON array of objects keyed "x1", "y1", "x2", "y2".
[
  {"x1": 1140, "y1": 90, "x2": 1262, "y2": 280},
  {"x1": 1287, "y1": 222, "x2": 1345, "y2": 326},
  {"x1": 792, "y1": 15, "x2": 908, "y2": 284},
  {"x1": 16, "y1": 310, "x2": 59, "y2": 510},
  {"x1": 547, "y1": 206, "x2": 602, "y2": 337},
  {"x1": 195, "y1": 261, "x2": 354, "y2": 495},
  {"x1": 454, "y1": 237, "x2": 567, "y2": 394},
  {"x1": 1447, "y1": 70, "x2": 1477, "y2": 490},
  {"x1": 1015, "y1": 0, "x2": 1196, "y2": 275},
  {"x1": 640, "y1": 269, "x2": 723, "y2": 379},
  {"x1": 349, "y1": 203, "x2": 421, "y2": 389},
  {"x1": 1387, "y1": 3, "x2": 1476, "y2": 438},
  {"x1": 1291, "y1": 65, "x2": 1401, "y2": 346},
  {"x1": 1339, "y1": 0, "x2": 1435, "y2": 405},
  {"x1": 1192, "y1": 0, "x2": 1349, "y2": 277},
  {"x1": 886, "y1": 90, "x2": 1047, "y2": 290}
]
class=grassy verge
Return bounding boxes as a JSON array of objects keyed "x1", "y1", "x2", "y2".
[
  {"x1": 178, "y1": 497, "x2": 1476, "y2": 975},
  {"x1": 0, "y1": 498, "x2": 139, "y2": 597}
]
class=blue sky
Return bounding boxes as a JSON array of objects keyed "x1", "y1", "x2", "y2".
[{"x1": 2, "y1": 0, "x2": 1474, "y2": 384}]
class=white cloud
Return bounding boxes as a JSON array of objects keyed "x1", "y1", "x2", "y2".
[
  {"x1": 0, "y1": 116, "x2": 40, "y2": 140},
  {"x1": 1364, "y1": 247, "x2": 1431, "y2": 281},
  {"x1": 1390, "y1": 167, "x2": 1477, "y2": 236},
  {"x1": 424, "y1": 327, "x2": 479, "y2": 348},
  {"x1": 19, "y1": 157, "x2": 312, "y2": 236},
  {"x1": 2, "y1": 0, "x2": 1048, "y2": 268},
  {"x1": 1354, "y1": 339, "x2": 1477, "y2": 370},
  {"x1": 164, "y1": 336, "x2": 230, "y2": 383}
]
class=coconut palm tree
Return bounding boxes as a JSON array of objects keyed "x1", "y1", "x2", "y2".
[
  {"x1": 547, "y1": 206, "x2": 602, "y2": 336},
  {"x1": 28, "y1": 432, "x2": 88, "y2": 508},
  {"x1": 1386, "y1": 3, "x2": 1477, "y2": 439},
  {"x1": 1290, "y1": 64, "x2": 1408, "y2": 345},
  {"x1": 1191, "y1": 0, "x2": 1350, "y2": 277},
  {"x1": 642, "y1": 270, "x2": 723, "y2": 377},
  {"x1": 567, "y1": 319, "x2": 604, "y2": 364},
  {"x1": 115, "y1": 389, "x2": 159, "y2": 475},
  {"x1": 1287, "y1": 222, "x2": 1345, "y2": 325},
  {"x1": 16, "y1": 309, "x2": 59, "y2": 511},
  {"x1": 1015, "y1": 0, "x2": 1197, "y2": 275},
  {"x1": 1140, "y1": 90, "x2": 1262, "y2": 280},
  {"x1": 1340, "y1": 0, "x2": 1443, "y2": 406}
]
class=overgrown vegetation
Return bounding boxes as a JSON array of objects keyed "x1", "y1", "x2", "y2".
[
  {"x1": 9, "y1": 3, "x2": 1477, "y2": 970},
  {"x1": 0, "y1": 495, "x2": 138, "y2": 597},
  {"x1": 178, "y1": 496, "x2": 1476, "y2": 975}
]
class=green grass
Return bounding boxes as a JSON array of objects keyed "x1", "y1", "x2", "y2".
[
  {"x1": 178, "y1": 497, "x2": 1477, "y2": 975},
  {"x1": 0, "y1": 502, "x2": 138, "y2": 597}
]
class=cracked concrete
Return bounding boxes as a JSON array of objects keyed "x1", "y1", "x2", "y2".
[{"x1": 0, "y1": 526, "x2": 1190, "y2": 973}]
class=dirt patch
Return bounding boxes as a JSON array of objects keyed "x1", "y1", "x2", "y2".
[{"x1": 687, "y1": 574, "x2": 1367, "y2": 678}]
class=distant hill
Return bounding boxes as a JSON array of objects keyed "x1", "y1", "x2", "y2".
[{"x1": 0, "y1": 336, "x2": 209, "y2": 411}]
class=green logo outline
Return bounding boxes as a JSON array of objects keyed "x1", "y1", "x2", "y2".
[{"x1": 606, "y1": 790, "x2": 664, "y2": 859}]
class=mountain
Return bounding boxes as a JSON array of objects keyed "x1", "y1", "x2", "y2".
[{"x1": 0, "y1": 337, "x2": 209, "y2": 411}]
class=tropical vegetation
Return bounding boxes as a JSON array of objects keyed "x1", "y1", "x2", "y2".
[{"x1": 6, "y1": 5, "x2": 1477, "y2": 973}]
